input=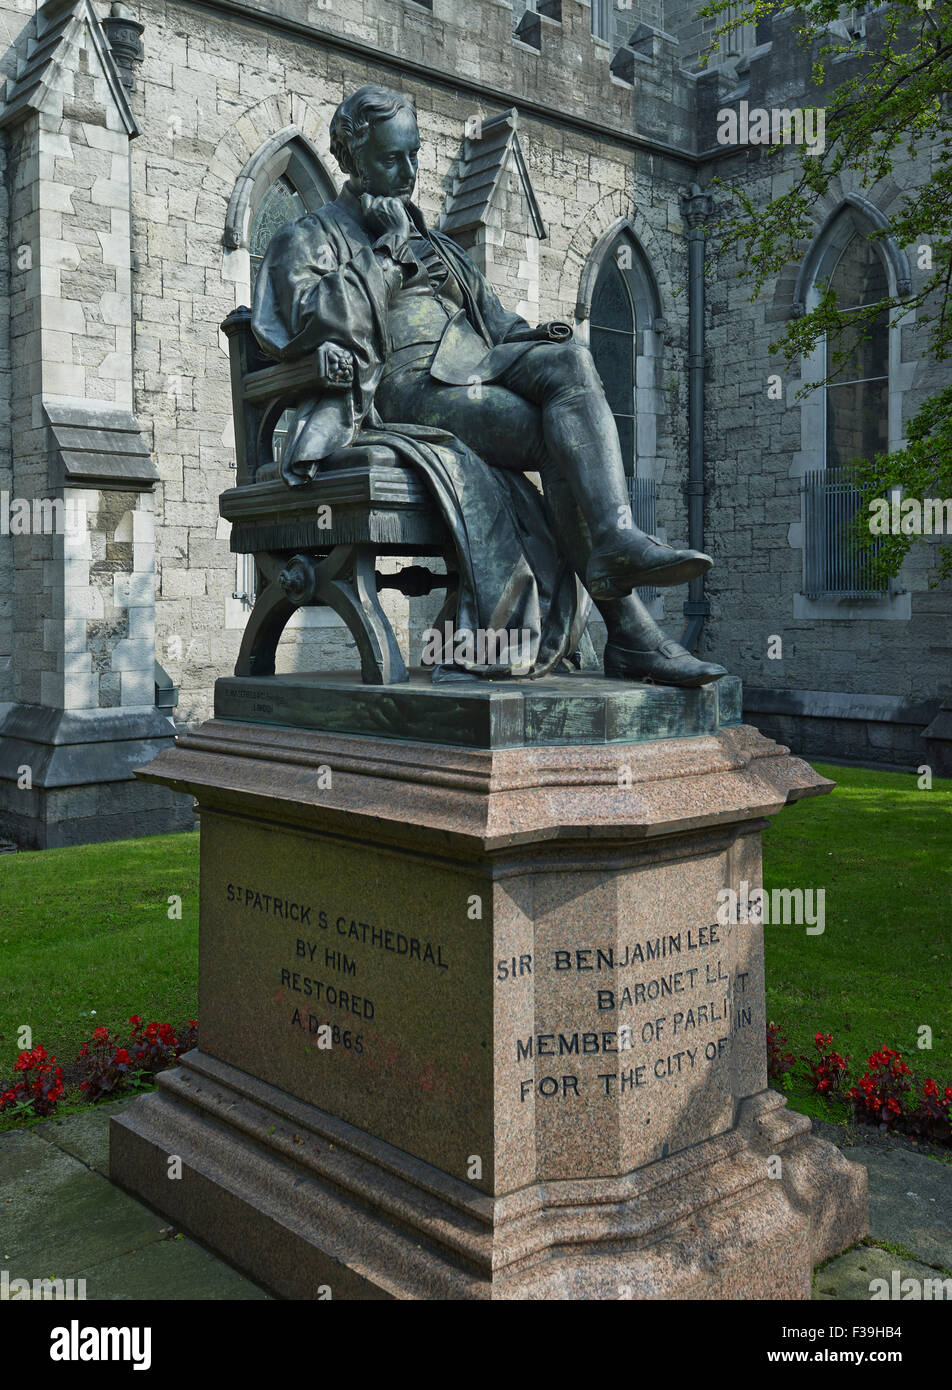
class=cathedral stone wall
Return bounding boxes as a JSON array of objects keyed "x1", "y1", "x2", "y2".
[
  {"x1": 0, "y1": 0, "x2": 949, "y2": 844},
  {"x1": 691, "y1": 9, "x2": 951, "y2": 766}
]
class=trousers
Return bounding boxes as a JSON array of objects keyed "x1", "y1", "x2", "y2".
[{"x1": 375, "y1": 339, "x2": 667, "y2": 651}]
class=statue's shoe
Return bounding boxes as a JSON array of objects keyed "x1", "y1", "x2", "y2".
[
  {"x1": 586, "y1": 534, "x2": 712, "y2": 600},
  {"x1": 604, "y1": 638, "x2": 726, "y2": 688}
]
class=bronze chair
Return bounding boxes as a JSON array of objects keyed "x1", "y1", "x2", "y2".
[{"x1": 219, "y1": 306, "x2": 457, "y2": 683}]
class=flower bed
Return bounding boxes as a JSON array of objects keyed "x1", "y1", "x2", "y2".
[
  {"x1": 767, "y1": 1021, "x2": 952, "y2": 1147},
  {"x1": 0, "y1": 1016, "x2": 197, "y2": 1122}
]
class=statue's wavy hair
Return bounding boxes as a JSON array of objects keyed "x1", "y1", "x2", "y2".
[{"x1": 330, "y1": 86, "x2": 417, "y2": 174}]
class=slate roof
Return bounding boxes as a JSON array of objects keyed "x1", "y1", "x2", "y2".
[
  {"x1": 0, "y1": 0, "x2": 138, "y2": 135},
  {"x1": 440, "y1": 109, "x2": 546, "y2": 243},
  {"x1": 45, "y1": 402, "x2": 157, "y2": 487}
]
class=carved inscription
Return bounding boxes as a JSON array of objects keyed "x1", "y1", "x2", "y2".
[
  {"x1": 224, "y1": 885, "x2": 451, "y2": 1048},
  {"x1": 499, "y1": 925, "x2": 753, "y2": 1104}
]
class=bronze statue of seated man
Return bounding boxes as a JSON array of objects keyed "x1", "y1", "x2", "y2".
[{"x1": 252, "y1": 84, "x2": 725, "y2": 688}]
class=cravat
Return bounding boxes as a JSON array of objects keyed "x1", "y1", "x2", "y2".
[{"x1": 410, "y1": 234, "x2": 451, "y2": 293}]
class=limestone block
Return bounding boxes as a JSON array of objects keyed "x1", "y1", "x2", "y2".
[
  {"x1": 161, "y1": 566, "x2": 207, "y2": 598},
  {"x1": 111, "y1": 636, "x2": 154, "y2": 672},
  {"x1": 39, "y1": 670, "x2": 65, "y2": 706},
  {"x1": 62, "y1": 552, "x2": 90, "y2": 587},
  {"x1": 120, "y1": 667, "x2": 155, "y2": 706},
  {"x1": 114, "y1": 573, "x2": 155, "y2": 608},
  {"x1": 82, "y1": 125, "x2": 129, "y2": 155},
  {"x1": 97, "y1": 229, "x2": 130, "y2": 269},
  {"x1": 96, "y1": 351, "x2": 131, "y2": 384},
  {"x1": 99, "y1": 290, "x2": 131, "y2": 326},
  {"x1": 45, "y1": 236, "x2": 83, "y2": 272},
  {"x1": 36, "y1": 296, "x2": 86, "y2": 336},
  {"x1": 43, "y1": 360, "x2": 86, "y2": 397},
  {"x1": 51, "y1": 616, "x2": 88, "y2": 654},
  {"x1": 42, "y1": 329, "x2": 76, "y2": 365},
  {"x1": 126, "y1": 604, "x2": 155, "y2": 642},
  {"x1": 63, "y1": 650, "x2": 93, "y2": 676},
  {"x1": 38, "y1": 179, "x2": 75, "y2": 215},
  {"x1": 133, "y1": 541, "x2": 156, "y2": 576},
  {"x1": 63, "y1": 669, "x2": 100, "y2": 708}
]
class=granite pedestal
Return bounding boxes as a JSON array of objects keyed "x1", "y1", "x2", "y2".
[{"x1": 110, "y1": 673, "x2": 867, "y2": 1299}]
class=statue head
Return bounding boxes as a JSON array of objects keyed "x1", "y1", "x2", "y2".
[{"x1": 330, "y1": 85, "x2": 420, "y2": 202}]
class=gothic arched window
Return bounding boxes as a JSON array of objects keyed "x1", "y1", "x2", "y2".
[
  {"x1": 584, "y1": 227, "x2": 665, "y2": 601},
  {"x1": 825, "y1": 232, "x2": 890, "y2": 468},
  {"x1": 249, "y1": 174, "x2": 308, "y2": 293},
  {"x1": 223, "y1": 125, "x2": 336, "y2": 287},
  {"x1": 793, "y1": 200, "x2": 904, "y2": 602},
  {"x1": 225, "y1": 131, "x2": 336, "y2": 611},
  {"x1": 590, "y1": 250, "x2": 636, "y2": 477},
  {"x1": 586, "y1": 228, "x2": 662, "y2": 481}
]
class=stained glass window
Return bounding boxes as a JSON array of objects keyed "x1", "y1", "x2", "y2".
[
  {"x1": 590, "y1": 247, "x2": 636, "y2": 478},
  {"x1": 249, "y1": 175, "x2": 307, "y2": 293},
  {"x1": 826, "y1": 234, "x2": 889, "y2": 467}
]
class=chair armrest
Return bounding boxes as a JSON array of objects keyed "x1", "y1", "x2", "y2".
[{"x1": 242, "y1": 343, "x2": 354, "y2": 406}]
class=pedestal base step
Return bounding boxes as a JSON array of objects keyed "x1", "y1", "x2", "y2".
[
  {"x1": 110, "y1": 1051, "x2": 867, "y2": 1301},
  {"x1": 213, "y1": 671, "x2": 744, "y2": 749}
]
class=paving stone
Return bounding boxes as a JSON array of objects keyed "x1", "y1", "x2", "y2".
[
  {"x1": 0, "y1": 1130, "x2": 167, "y2": 1280},
  {"x1": 844, "y1": 1144, "x2": 952, "y2": 1272},
  {"x1": 814, "y1": 1244, "x2": 952, "y2": 1301},
  {"x1": 32, "y1": 1096, "x2": 140, "y2": 1176},
  {"x1": 71, "y1": 1234, "x2": 272, "y2": 1301},
  {"x1": 3, "y1": 1105, "x2": 272, "y2": 1297}
]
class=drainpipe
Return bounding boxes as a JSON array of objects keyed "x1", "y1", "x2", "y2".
[{"x1": 679, "y1": 183, "x2": 713, "y2": 653}]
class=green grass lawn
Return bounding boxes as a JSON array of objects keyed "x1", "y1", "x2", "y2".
[
  {"x1": 0, "y1": 832, "x2": 200, "y2": 1102},
  {"x1": 0, "y1": 760, "x2": 949, "y2": 1130},
  {"x1": 763, "y1": 761, "x2": 952, "y2": 1122}
]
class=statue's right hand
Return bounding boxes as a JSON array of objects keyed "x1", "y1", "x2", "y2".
[
  {"x1": 316, "y1": 342, "x2": 354, "y2": 389},
  {"x1": 361, "y1": 194, "x2": 412, "y2": 244}
]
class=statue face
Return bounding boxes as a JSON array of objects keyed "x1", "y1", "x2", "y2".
[{"x1": 353, "y1": 108, "x2": 420, "y2": 200}]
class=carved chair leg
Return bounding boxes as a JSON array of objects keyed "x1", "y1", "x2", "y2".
[
  {"x1": 235, "y1": 552, "x2": 296, "y2": 677},
  {"x1": 280, "y1": 546, "x2": 409, "y2": 686}
]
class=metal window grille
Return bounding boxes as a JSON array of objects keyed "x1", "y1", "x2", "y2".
[
  {"x1": 628, "y1": 474, "x2": 659, "y2": 603},
  {"x1": 273, "y1": 424, "x2": 289, "y2": 464},
  {"x1": 801, "y1": 466, "x2": 886, "y2": 598},
  {"x1": 234, "y1": 420, "x2": 292, "y2": 606},
  {"x1": 233, "y1": 551, "x2": 256, "y2": 608}
]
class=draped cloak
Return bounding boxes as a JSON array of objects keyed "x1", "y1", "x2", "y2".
[{"x1": 251, "y1": 189, "x2": 589, "y2": 678}]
